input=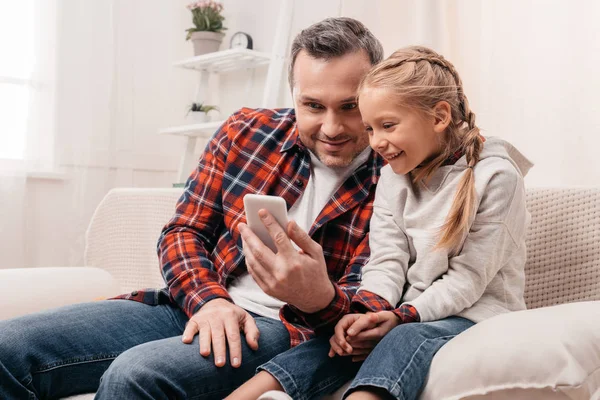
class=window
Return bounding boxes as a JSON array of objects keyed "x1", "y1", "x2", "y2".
[{"x1": 0, "y1": 0, "x2": 34, "y2": 160}]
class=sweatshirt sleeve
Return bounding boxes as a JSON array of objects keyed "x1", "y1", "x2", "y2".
[
  {"x1": 357, "y1": 173, "x2": 411, "y2": 307},
  {"x1": 407, "y1": 163, "x2": 529, "y2": 322}
]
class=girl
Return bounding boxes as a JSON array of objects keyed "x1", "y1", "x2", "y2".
[{"x1": 229, "y1": 46, "x2": 532, "y2": 400}]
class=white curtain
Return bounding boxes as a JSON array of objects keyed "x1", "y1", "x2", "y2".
[
  {"x1": 0, "y1": 0, "x2": 58, "y2": 269},
  {"x1": 0, "y1": 0, "x2": 186, "y2": 269}
]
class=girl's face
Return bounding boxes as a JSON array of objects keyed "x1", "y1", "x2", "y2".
[{"x1": 359, "y1": 87, "x2": 445, "y2": 175}]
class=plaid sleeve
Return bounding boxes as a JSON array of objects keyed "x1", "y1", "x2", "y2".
[
  {"x1": 352, "y1": 290, "x2": 420, "y2": 324},
  {"x1": 157, "y1": 113, "x2": 239, "y2": 318},
  {"x1": 393, "y1": 304, "x2": 420, "y2": 323},
  {"x1": 286, "y1": 233, "x2": 371, "y2": 333},
  {"x1": 351, "y1": 289, "x2": 395, "y2": 313}
]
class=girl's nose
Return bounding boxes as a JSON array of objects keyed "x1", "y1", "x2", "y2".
[{"x1": 370, "y1": 132, "x2": 387, "y2": 152}]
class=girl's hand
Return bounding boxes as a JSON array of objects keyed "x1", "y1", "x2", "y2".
[
  {"x1": 329, "y1": 311, "x2": 401, "y2": 361},
  {"x1": 328, "y1": 313, "x2": 365, "y2": 357}
]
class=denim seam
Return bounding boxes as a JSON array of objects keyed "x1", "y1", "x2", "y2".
[
  {"x1": 346, "y1": 377, "x2": 406, "y2": 400},
  {"x1": 33, "y1": 353, "x2": 121, "y2": 374},
  {"x1": 392, "y1": 334, "x2": 457, "y2": 398},
  {"x1": 19, "y1": 374, "x2": 37, "y2": 400},
  {"x1": 258, "y1": 361, "x2": 303, "y2": 400}
]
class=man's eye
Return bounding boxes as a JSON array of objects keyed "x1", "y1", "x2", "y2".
[
  {"x1": 342, "y1": 103, "x2": 357, "y2": 110},
  {"x1": 307, "y1": 103, "x2": 323, "y2": 109}
]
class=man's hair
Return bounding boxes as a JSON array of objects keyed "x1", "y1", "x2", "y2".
[{"x1": 288, "y1": 17, "x2": 384, "y2": 88}]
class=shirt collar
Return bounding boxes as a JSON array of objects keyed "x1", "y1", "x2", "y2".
[{"x1": 280, "y1": 124, "x2": 303, "y2": 153}]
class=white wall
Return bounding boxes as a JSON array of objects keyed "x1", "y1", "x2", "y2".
[{"x1": 14, "y1": 0, "x2": 600, "y2": 269}]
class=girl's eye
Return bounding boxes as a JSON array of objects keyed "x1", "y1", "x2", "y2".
[
  {"x1": 364, "y1": 126, "x2": 373, "y2": 134},
  {"x1": 383, "y1": 123, "x2": 395, "y2": 129}
]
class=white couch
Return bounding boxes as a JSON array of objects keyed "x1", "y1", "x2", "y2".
[{"x1": 1, "y1": 187, "x2": 599, "y2": 399}]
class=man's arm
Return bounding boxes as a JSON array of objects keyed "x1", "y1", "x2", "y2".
[
  {"x1": 158, "y1": 111, "x2": 262, "y2": 368},
  {"x1": 158, "y1": 115, "x2": 235, "y2": 318}
]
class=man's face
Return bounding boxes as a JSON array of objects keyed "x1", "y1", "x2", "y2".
[{"x1": 292, "y1": 50, "x2": 372, "y2": 168}]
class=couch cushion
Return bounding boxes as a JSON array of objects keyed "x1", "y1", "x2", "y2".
[
  {"x1": 420, "y1": 301, "x2": 600, "y2": 400},
  {"x1": 523, "y1": 188, "x2": 600, "y2": 309}
]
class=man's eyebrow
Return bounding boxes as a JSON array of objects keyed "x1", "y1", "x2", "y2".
[
  {"x1": 298, "y1": 95, "x2": 320, "y2": 102},
  {"x1": 298, "y1": 96, "x2": 357, "y2": 103}
]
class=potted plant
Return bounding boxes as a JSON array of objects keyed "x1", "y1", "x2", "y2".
[
  {"x1": 186, "y1": 102, "x2": 219, "y2": 123},
  {"x1": 186, "y1": 1, "x2": 227, "y2": 56}
]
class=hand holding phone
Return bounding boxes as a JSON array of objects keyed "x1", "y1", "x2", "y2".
[{"x1": 243, "y1": 194, "x2": 289, "y2": 253}]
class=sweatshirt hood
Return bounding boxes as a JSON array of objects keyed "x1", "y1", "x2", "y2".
[
  {"x1": 420, "y1": 137, "x2": 533, "y2": 192},
  {"x1": 463, "y1": 137, "x2": 534, "y2": 177}
]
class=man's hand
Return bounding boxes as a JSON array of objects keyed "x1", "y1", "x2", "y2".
[
  {"x1": 181, "y1": 298, "x2": 259, "y2": 368},
  {"x1": 329, "y1": 311, "x2": 400, "y2": 362},
  {"x1": 238, "y1": 209, "x2": 334, "y2": 313}
]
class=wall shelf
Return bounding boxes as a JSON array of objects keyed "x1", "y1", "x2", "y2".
[
  {"x1": 173, "y1": 48, "x2": 272, "y2": 73},
  {"x1": 161, "y1": 1, "x2": 293, "y2": 183},
  {"x1": 159, "y1": 121, "x2": 223, "y2": 138}
]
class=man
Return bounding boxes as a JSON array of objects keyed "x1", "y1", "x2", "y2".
[{"x1": 0, "y1": 17, "x2": 384, "y2": 399}]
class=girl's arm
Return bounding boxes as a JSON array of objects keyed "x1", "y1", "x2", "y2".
[
  {"x1": 407, "y1": 162, "x2": 529, "y2": 322},
  {"x1": 358, "y1": 174, "x2": 411, "y2": 308}
]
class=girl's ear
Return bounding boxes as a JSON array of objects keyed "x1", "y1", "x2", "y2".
[{"x1": 432, "y1": 101, "x2": 452, "y2": 133}]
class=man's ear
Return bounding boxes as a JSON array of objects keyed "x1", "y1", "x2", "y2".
[{"x1": 432, "y1": 101, "x2": 452, "y2": 133}]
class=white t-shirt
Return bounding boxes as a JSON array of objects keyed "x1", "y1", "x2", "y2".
[{"x1": 228, "y1": 148, "x2": 371, "y2": 319}]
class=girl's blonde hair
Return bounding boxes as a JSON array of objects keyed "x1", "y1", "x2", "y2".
[{"x1": 359, "y1": 46, "x2": 483, "y2": 253}]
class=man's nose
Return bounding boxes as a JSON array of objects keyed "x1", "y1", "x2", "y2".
[{"x1": 321, "y1": 111, "x2": 345, "y2": 139}]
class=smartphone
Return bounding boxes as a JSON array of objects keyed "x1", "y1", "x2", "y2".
[{"x1": 243, "y1": 194, "x2": 289, "y2": 253}]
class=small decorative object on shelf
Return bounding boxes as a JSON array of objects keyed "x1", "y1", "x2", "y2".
[
  {"x1": 186, "y1": 102, "x2": 219, "y2": 123},
  {"x1": 186, "y1": 1, "x2": 227, "y2": 56},
  {"x1": 230, "y1": 32, "x2": 253, "y2": 50}
]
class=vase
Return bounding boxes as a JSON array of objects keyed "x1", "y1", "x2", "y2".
[
  {"x1": 187, "y1": 111, "x2": 208, "y2": 124},
  {"x1": 190, "y1": 31, "x2": 225, "y2": 56}
]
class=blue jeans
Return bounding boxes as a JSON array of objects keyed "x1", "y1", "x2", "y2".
[
  {"x1": 0, "y1": 300, "x2": 290, "y2": 399},
  {"x1": 259, "y1": 316, "x2": 474, "y2": 400}
]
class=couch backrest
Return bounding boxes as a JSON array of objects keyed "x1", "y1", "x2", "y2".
[
  {"x1": 85, "y1": 187, "x2": 600, "y2": 308},
  {"x1": 85, "y1": 188, "x2": 183, "y2": 292},
  {"x1": 523, "y1": 188, "x2": 600, "y2": 309}
]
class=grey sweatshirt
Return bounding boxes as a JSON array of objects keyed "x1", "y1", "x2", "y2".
[{"x1": 359, "y1": 137, "x2": 533, "y2": 323}]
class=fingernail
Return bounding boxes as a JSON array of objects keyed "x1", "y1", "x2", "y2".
[
  {"x1": 233, "y1": 357, "x2": 239, "y2": 366},
  {"x1": 216, "y1": 356, "x2": 224, "y2": 364},
  {"x1": 347, "y1": 329, "x2": 355, "y2": 335},
  {"x1": 259, "y1": 210, "x2": 267, "y2": 219}
]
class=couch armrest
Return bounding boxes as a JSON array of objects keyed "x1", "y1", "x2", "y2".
[{"x1": 0, "y1": 267, "x2": 121, "y2": 321}]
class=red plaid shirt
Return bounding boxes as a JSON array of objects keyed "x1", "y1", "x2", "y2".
[
  {"x1": 113, "y1": 108, "x2": 384, "y2": 347},
  {"x1": 352, "y1": 290, "x2": 420, "y2": 323}
]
